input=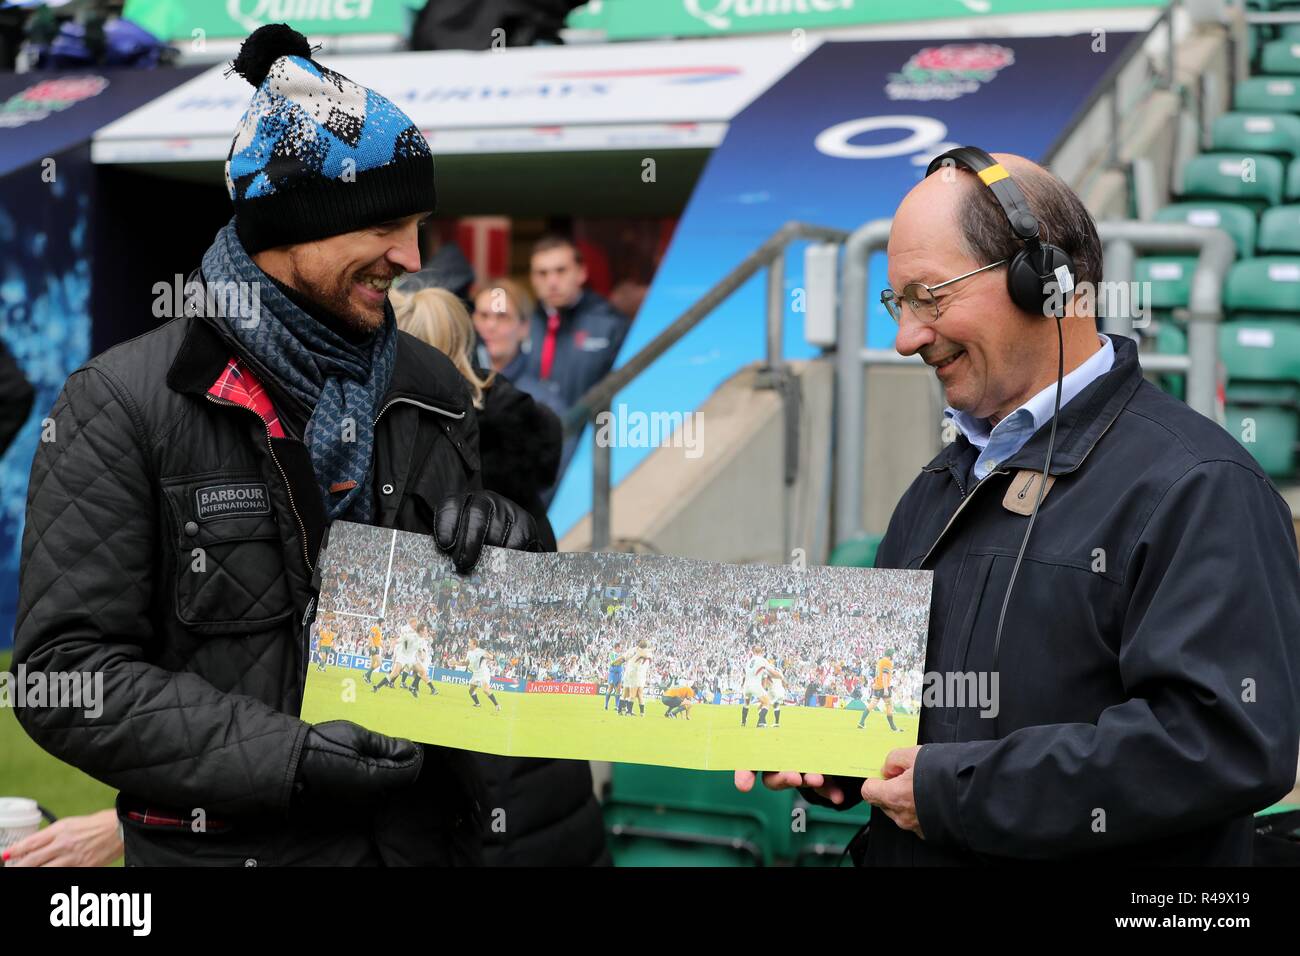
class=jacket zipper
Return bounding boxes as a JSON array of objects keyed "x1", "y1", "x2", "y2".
[
  {"x1": 372, "y1": 395, "x2": 466, "y2": 426},
  {"x1": 919, "y1": 468, "x2": 1009, "y2": 568},
  {"x1": 918, "y1": 409, "x2": 1122, "y2": 568},
  {"x1": 204, "y1": 393, "x2": 314, "y2": 574}
]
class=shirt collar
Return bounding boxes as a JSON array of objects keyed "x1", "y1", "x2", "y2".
[{"x1": 944, "y1": 334, "x2": 1115, "y2": 452}]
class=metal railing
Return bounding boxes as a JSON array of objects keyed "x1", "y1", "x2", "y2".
[
  {"x1": 831, "y1": 219, "x2": 1232, "y2": 547},
  {"x1": 562, "y1": 221, "x2": 849, "y2": 550}
]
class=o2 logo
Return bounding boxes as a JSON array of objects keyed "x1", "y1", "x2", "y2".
[{"x1": 813, "y1": 115, "x2": 957, "y2": 165}]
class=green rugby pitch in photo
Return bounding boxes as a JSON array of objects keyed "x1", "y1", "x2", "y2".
[
  {"x1": 298, "y1": 521, "x2": 931, "y2": 777},
  {"x1": 301, "y1": 665, "x2": 921, "y2": 777}
]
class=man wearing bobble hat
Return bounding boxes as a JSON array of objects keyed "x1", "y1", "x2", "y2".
[{"x1": 13, "y1": 24, "x2": 541, "y2": 866}]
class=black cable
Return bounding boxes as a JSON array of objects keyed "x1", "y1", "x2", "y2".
[{"x1": 990, "y1": 313, "x2": 1065, "y2": 678}]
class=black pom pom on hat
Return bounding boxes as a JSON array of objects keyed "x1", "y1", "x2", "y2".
[{"x1": 227, "y1": 23, "x2": 314, "y2": 88}]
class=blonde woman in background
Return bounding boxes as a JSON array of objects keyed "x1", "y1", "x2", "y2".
[
  {"x1": 389, "y1": 281, "x2": 610, "y2": 869},
  {"x1": 391, "y1": 287, "x2": 494, "y2": 409}
]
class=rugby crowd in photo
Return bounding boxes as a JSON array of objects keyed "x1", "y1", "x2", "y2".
[{"x1": 313, "y1": 523, "x2": 928, "y2": 709}]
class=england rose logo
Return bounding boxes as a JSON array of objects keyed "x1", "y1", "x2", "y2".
[{"x1": 887, "y1": 44, "x2": 1015, "y2": 102}]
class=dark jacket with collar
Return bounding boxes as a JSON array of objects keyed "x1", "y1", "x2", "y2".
[
  {"x1": 14, "y1": 308, "x2": 488, "y2": 866},
  {"x1": 829, "y1": 334, "x2": 1300, "y2": 865},
  {"x1": 523, "y1": 288, "x2": 630, "y2": 411}
]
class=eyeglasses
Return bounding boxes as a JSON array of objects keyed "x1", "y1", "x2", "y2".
[{"x1": 880, "y1": 259, "x2": 1008, "y2": 324}]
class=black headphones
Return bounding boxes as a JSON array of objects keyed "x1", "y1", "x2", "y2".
[{"x1": 924, "y1": 146, "x2": 1076, "y2": 319}]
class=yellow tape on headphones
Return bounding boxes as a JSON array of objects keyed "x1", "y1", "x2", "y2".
[{"x1": 977, "y1": 163, "x2": 1009, "y2": 186}]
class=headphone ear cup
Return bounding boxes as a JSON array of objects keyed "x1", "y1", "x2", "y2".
[{"x1": 1005, "y1": 245, "x2": 1077, "y2": 318}]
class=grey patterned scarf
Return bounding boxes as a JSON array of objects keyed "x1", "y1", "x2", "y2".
[{"x1": 201, "y1": 219, "x2": 395, "y2": 523}]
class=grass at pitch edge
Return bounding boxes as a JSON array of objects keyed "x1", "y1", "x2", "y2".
[{"x1": 301, "y1": 665, "x2": 917, "y2": 777}]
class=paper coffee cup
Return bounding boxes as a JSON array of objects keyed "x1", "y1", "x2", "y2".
[{"x1": 0, "y1": 798, "x2": 43, "y2": 861}]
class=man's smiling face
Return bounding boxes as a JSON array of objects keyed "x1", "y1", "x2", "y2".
[
  {"x1": 257, "y1": 212, "x2": 429, "y2": 334},
  {"x1": 888, "y1": 169, "x2": 1041, "y2": 422}
]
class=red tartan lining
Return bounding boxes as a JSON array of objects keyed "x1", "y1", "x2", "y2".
[{"x1": 207, "y1": 357, "x2": 285, "y2": 438}]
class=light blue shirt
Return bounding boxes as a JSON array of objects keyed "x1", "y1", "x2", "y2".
[{"x1": 945, "y1": 334, "x2": 1115, "y2": 482}]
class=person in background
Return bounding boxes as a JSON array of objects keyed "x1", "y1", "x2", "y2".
[
  {"x1": 525, "y1": 235, "x2": 630, "y2": 413},
  {"x1": 391, "y1": 285, "x2": 611, "y2": 866},
  {"x1": 470, "y1": 277, "x2": 564, "y2": 417},
  {"x1": 0, "y1": 337, "x2": 34, "y2": 457}
]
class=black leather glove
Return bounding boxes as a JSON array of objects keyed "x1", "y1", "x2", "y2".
[
  {"x1": 434, "y1": 490, "x2": 542, "y2": 573},
  {"x1": 294, "y1": 720, "x2": 423, "y2": 805}
]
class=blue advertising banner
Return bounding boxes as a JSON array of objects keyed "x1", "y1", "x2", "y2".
[
  {"x1": 548, "y1": 33, "x2": 1140, "y2": 540},
  {"x1": 0, "y1": 66, "x2": 204, "y2": 179}
]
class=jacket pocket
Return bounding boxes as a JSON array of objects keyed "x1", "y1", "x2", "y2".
[{"x1": 162, "y1": 474, "x2": 295, "y2": 634}]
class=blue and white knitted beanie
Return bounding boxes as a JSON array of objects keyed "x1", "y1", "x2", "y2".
[{"x1": 224, "y1": 24, "x2": 435, "y2": 254}]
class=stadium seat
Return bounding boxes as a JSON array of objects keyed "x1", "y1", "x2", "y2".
[
  {"x1": 604, "y1": 803, "x2": 766, "y2": 866},
  {"x1": 1153, "y1": 202, "x2": 1256, "y2": 257},
  {"x1": 828, "y1": 534, "x2": 883, "y2": 568},
  {"x1": 1260, "y1": 38, "x2": 1300, "y2": 75},
  {"x1": 790, "y1": 795, "x2": 871, "y2": 867},
  {"x1": 1134, "y1": 255, "x2": 1197, "y2": 315},
  {"x1": 1153, "y1": 319, "x2": 1188, "y2": 401},
  {"x1": 604, "y1": 764, "x2": 795, "y2": 865},
  {"x1": 1234, "y1": 75, "x2": 1300, "y2": 114},
  {"x1": 1223, "y1": 256, "x2": 1300, "y2": 315},
  {"x1": 1218, "y1": 318, "x2": 1300, "y2": 478},
  {"x1": 1179, "y1": 153, "x2": 1284, "y2": 211},
  {"x1": 1211, "y1": 112, "x2": 1300, "y2": 159},
  {"x1": 1222, "y1": 403, "x2": 1298, "y2": 477},
  {"x1": 1285, "y1": 157, "x2": 1300, "y2": 200},
  {"x1": 1258, "y1": 203, "x2": 1300, "y2": 252}
]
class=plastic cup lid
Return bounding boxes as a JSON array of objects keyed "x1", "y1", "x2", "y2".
[{"x1": 0, "y1": 798, "x2": 42, "y2": 829}]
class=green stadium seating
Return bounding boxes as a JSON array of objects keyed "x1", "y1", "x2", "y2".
[
  {"x1": 790, "y1": 795, "x2": 872, "y2": 867},
  {"x1": 1285, "y1": 157, "x2": 1300, "y2": 199},
  {"x1": 1218, "y1": 319, "x2": 1300, "y2": 478},
  {"x1": 1153, "y1": 202, "x2": 1256, "y2": 257},
  {"x1": 1211, "y1": 111, "x2": 1300, "y2": 159},
  {"x1": 1234, "y1": 75, "x2": 1300, "y2": 113},
  {"x1": 1261, "y1": 38, "x2": 1300, "y2": 75},
  {"x1": 604, "y1": 764, "x2": 795, "y2": 865},
  {"x1": 1223, "y1": 404, "x2": 1298, "y2": 477},
  {"x1": 1135, "y1": 255, "x2": 1197, "y2": 312},
  {"x1": 1153, "y1": 319, "x2": 1188, "y2": 401},
  {"x1": 828, "y1": 533, "x2": 883, "y2": 568},
  {"x1": 604, "y1": 803, "x2": 765, "y2": 866},
  {"x1": 1258, "y1": 203, "x2": 1300, "y2": 253},
  {"x1": 1180, "y1": 153, "x2": 1284, "y2": 210},
  {"x1": 1223, "y1": 255, "x2": 1300, "y2": 314}
]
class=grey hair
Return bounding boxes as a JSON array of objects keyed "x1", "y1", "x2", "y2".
[{"x1": 957, "y1": 163, "x2": 1103, "y2": 293}]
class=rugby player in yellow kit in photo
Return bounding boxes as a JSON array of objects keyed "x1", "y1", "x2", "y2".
[
  {"x1": 857, "y1": 647, "x2": 905, "y2": 732},
  {"x1": 314, "y1": 617, "x2": 337, "y2": 672},
  {"x1": 661, "y1": 683, "x2": 701, "y2": 720},
  {"x1": 363, "y1": 623, "x2": 384, "y2": 684}
]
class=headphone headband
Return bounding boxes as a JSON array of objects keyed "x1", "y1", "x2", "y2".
[{"x1": 925, "y1": 146, "x2": 1040, "y2": 241}]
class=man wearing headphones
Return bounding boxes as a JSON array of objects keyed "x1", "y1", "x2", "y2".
[{"x1": 738, "y1": 149, "x2": 1300, "y2": 864}]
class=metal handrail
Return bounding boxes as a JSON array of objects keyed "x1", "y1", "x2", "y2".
[
  {"x1": 562, "y1": 221, "x2": 849, "y2": 435},
  {"x1": 564, "y1": 220, "x2": 849, "y2": 550},
  {"x1": 831, "y1": 219, "x2": 1232, "y2": 547}
]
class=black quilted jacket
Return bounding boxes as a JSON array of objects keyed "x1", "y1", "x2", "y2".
[{"x1": 15, "y1": 310, "x2": 488, "y2": 866}]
